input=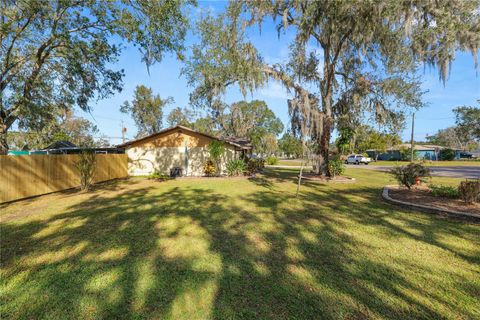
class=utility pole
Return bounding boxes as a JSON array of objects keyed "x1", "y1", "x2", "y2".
[
  {"x1": 410, "y1": 112, "x2": 415, "y2": 162},
  {"x1": 121, "y1": 121, "x2": 126, "y2": 144}
]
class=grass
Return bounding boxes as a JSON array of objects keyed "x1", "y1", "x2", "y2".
[
  {"x1": 372, "y1": 160, "x2": 480, "y2": 167},
  {"x1": 1, "y1": 168, "x2": 479, "y2": 319},
  {"x1": 277, "y1": 159, "x2": 305, "y2": 166},
  {"x1": 276, "y1": 159, "x2": 479, "y2": 167}
]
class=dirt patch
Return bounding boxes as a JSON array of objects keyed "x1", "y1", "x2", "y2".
[{"x1": 389, "y1": 187, "x2": 480, "y2": 214}]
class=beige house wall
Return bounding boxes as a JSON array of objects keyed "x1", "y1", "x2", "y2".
[{"x1": 126, "y1": 129, "x2": 238, "y2": 176}]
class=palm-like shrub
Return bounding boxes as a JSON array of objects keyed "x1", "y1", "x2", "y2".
[
  {"x1": 226, "y1": 159, "x2": 246, "y2": 176},
  {"x1": 389, "y1": 163, "x2": 430, "y2": 189}
]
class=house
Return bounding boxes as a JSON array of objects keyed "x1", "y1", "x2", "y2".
[
  {"x1": 366, "y1": 143, "x2": 462, "y2": 161},
  {"x1": 8, "y1": 140, "x2": 124, "y2": 155},
  {"x1": 31, "y1": 140, "x2": 124, "y2": 155},
  {"x1": 118, "y1": 125, "x2": 252, "y2": 176}
]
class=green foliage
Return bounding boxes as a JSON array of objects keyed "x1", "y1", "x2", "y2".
[
  {"x1": 207, "y1": 140, "x2": 225, "y2": 162},
  {"x1": 399, "y1": 147, "x2": 418, "y2": 161},
  {"x1": 203, "y1": 160, "x2": 216, "y2": 177},
  {"x1": 454, "y1": 103, "x2": 480, "y2": 140},
  {"x1": 426, "y1": 126, "x2": 477, "y2": 151},
  {"x1": 278, "y1": 132, "x2": 302, "y2": 158},
  {"x1": 440, "y1": 148, "x2": 456, "y2": 161},
  {"x1": 327, "y1": 157, "x2": 345, "y2": 178},
  {"x1": 166, "y1": 107, "x2": 195, "y2": 127},
  {"x1": 266, "y1": 156, "x2": 278, "y2": 165},
  {"x1": 429, "y1": 184, "x2": 459, "y2": 199},
  {"x1": 185, "y1": 0, "x2": 479, "y2": 175},
  {"x1": 389, "y1": 163, "x2": 431, "y2": 189},
  {"x1": 246, "y1": 158, "x2": 265, "y2": 175},
  {"x1": 121, "y1": 86, "x2": 173, "y2": 137},
  {"x1": 223, "y1": 100, "x2": 283, "y2": 154},
  {"x1": 335, "y1": 128, "x2": 354, "y2": 155},
  {"x1": 225, "y1": 159, "x2": 247, "y2": 176},
  {"x1": 207, "y1": 140, "x2": 225, "y2": 175},
  {"x1": 458, "y1": 180, "x2": 480, "y2": 204},
  {"x1": 75, "y1": 150, "x2": 96, "y2": 191},
  {"x1": 0, "y1": 0, "x2": 194, "y2": 154},
  {"x1": 147, "y1": 171, "x2": 171, "y2": 182}
]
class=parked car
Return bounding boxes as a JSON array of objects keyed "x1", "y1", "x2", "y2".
[
  {"x1": 459, "y1": 152, "x2": 476, "y2": 159},
  {"x1": 345, "y1": 154, "x2": 372, "y2": 165}
]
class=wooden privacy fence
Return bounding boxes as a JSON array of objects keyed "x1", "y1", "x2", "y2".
[{"x1": 0, "y1": 154, "x2": 128, "y2": 203}]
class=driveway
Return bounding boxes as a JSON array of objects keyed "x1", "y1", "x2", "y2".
[{"x1": 346, "y1": 164, "x2": 480, "y2": 179}]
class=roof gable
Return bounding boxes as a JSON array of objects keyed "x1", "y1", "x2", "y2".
[{"x1": 118, "y1": 125, "x2": 251, "y2": 150}]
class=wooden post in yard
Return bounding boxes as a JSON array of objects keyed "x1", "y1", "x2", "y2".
[{"x1": 410, "y1": 112, "x2": 415, "y2": 163}]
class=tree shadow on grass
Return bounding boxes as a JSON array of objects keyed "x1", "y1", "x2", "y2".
[{"x1": 1, "y1": 170, "x2": 479, "y2": 319}]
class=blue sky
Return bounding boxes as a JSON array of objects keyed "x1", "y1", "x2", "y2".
[{"x1": 78, "y1": 1, "x2": 480, "y2": 145}]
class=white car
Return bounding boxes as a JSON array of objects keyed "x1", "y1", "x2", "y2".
[{"x1": 345, "y1": 154, "x2": 372, "y2": 165}]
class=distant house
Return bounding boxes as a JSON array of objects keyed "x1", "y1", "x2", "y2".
[
  {"x1": 8, "y1": 140, "x2": 124, "y2": 155},
  {"x1": 118, "y1": 125, "x2": 252, "y2": 176},
  {"x1": 366, "y1": 143, "x2": 462, "y2": 161}
]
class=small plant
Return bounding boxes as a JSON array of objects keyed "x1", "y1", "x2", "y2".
[
  {"x1": 75, "y1": 149, "x2": 96, "y2": 191},
  {"x1": 246, "y1": 158, "x2": 265, "y2": 175},
  {"x1": 429, "y1": 184, "x2": 459, "y2": 198},
  {"x1": 148, "y1": 170, "x2": 171, "y2": 181},
  {"x1": 440, "y1": 148, "x2": 456, "y2": 161},
  {"x1": 203, "y1": 159, "x2": 216, "y2": 177},
  {"x1": 207, "y1": 140, "x2": 225, "y2": 175},
  {"x1": 327, "y1": 157, "x2": 345, "y2": 178},
  {"x1": 226, "y1": 159, "x2": 246, "y2": 176},
  {"x1": 266, "y1": 156, "x2": 278, "y2": 165},
  {"x1": 458, "y1": 179, "x2": 480, "y2": 204},
  {"x1": 389, "y1": 163, "x2": 430, "y2": 189}
]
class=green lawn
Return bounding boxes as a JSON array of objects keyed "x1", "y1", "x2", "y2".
[
  {"x1": 372, "y1": 160, "x2": 480, "y2": 167},
  {"x1": 1, "y1": 169, "x2": 479, "y2": 319},
  {"x1": 277, "y1": 159, "x2": 305, "y2": 166}
]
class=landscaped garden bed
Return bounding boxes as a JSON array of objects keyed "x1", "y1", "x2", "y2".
[{"x1": 388, "y1": 186, "x2": 480, "y2": 215}]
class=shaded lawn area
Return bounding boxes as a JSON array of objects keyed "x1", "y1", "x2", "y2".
[{"x1": 1, "y1": 168, "x2": 479, "y2": 319}]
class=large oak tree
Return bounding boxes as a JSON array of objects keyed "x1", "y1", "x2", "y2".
[
  {"x1": 184, "y1": 0, "x2": 479, "y2": 175},
  {"x1": 1, "y1": 0, "x2": 194, "y2": 154}
]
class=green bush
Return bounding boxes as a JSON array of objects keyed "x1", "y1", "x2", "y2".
[
  {"x1": 458, "y1": 180, "x2": 480, "y2": 204},
  {"x1": 207, "y1": 140, "x2": 225, "y2": 175},
  {"x1": 429, "y1": 184, "x2": 459, "y2": 198},
  {"x1": 389, "y1": 163, "x2": 430, "y2": 189},
  {"x1": 327, "y1": 157, "x2": 345, "y2": 177},
  {"x1": 226, "y1": 159, "x2": 247, "y2": 176},
  {"x1": 266, "y1": 156, "x2": 278, "y2": 165},
  {"x1": 440, "y1": 148, "x2": 456, "y2": 161},
  {"x1": 75, "y1": 150, "x2": 96, "y2": 191},
  {"x1": 246, "y1": 158, "x2": 265, "y2": 174},
  {"x1": 147, "y1": 170, "x2": 171, "y2": 181},
  {"x1": 203, "y1": 160, "x2": 216, "y2": 177}
]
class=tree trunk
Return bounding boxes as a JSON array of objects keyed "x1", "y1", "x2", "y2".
[
  {"x1": 317, "y1": 115, "x2": 333, "y2": 176},
  {"x1": 0, "y1": 109, "x2": 15, "y2": 155},
  {"x1": 0, "y1": 123, "x2": 8, "y2": 155}
]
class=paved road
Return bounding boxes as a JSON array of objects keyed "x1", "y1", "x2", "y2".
[
  {"x1": 345, "y1": 164, "x2": 480, "y2": 179},
  {"x1": 267, "y1": 164, "x2": 479, "y2": 179}
]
